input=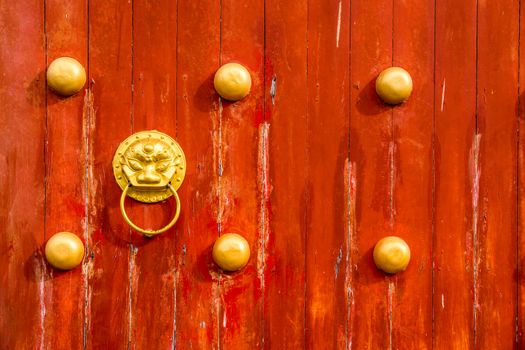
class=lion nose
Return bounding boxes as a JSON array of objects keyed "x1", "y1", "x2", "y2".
[{"x1": 137, "y1": 166, "x2": 161, "y2": 184}]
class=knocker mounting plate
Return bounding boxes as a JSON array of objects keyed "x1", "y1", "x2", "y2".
[{"x1": 112, "y1": 130, "x2": 186, "y2": 203}]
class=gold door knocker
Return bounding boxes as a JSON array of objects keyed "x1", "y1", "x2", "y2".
[{"x1": 112, "y1": 130, "x2": 186, "y2": 237}]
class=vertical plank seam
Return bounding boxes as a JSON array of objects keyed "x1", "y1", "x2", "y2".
[
  {"x1": 470, "y1": 134, "x2": 481, "y2": 349},
  {"x1": 431, "y1": 0, "x2": 437, "y2": 347},
  {"x1": 82, "y1": 0, "x2": 93, "y2": 350},
  {"x1": 172, "y1": 268, "x2": 177, "y2": 350},
  {"x1": 130, "y1": 0, "x2": 135, "y2": 134},
  {"x1": 83, "y1": 1, "x2": 91, "y2": 348},
  {"x1": 217, "y1": 1, "x2": 223, "y2": 348},
  {"x1": 174, "y1": 0, "x2": 180, "y2": 138},
  {"x1": 128, "y1": 246, "x2": 136, "y2": 350},
  {"x1": 390, "y1": 0, "x2": 395, "y2": 227},
  {"x1": 172, "y1": 0, "x2": 180, "y2": 349},
  {"x1": 474, "y1": 0, "x2": 479, "y2": 347},
  {"x1": 345, "y1": 180, "x2": 349, "y2": 350},
  {"x1": 388, "y1": 0, "x2": 395, "y2": 349},
  {"x1": 388, "y1": 281, "x2": 394, "y2": 350},
  {"x1": 217, "y1": 97, "x2": 223, "y2": 350},
  {"x1": 128, "y1": 1, "x2": 136, "y2": 348},
  {"x1": 261, "y1": 0, "x2": 267, "y2": 347},
  {"x1": 304, "y1": 0, "x2": 310, "y2": 346},
  {"x1": 516, "y1": 0, "x2": 522, "y2": 344},
  {"x1": 41, "y1": 0, "x2": 48, "y2": 348},
  {"x1": 82, "y1": 92, "x2": 91, "y2": 349},
  {"x1": 346, "y1": 0, "x2": 353, "y2": 348}
]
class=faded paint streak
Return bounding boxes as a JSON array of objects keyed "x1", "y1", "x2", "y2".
[
  {"x1": 82, "y1": 86, "x2": 95, "y2": 349},
  {"x1": 257, "y1": 122, "x2": 270, "y2": 348},
  {"x1": 389, "y1": 141, "x2": 396, "y2": 227},
  {"x1": 336, "y1": 1, "x2": 342, "y2": 48},
  {"x1": 469, "y1": 133, "x2": 481, "y2": 344},
  {"x1": 335, "y1": 246, "x2": 343, "y2": 279},
  {"x1": 217, "y1": 99, "x2": 224, "y2": 232},
  {"x1": 440, "y1": 78, "x2": 446, "y2": 112},
  {"x1": 128, "y1": 244, "x2": 138, "y2": 348},
  {"x1": 212, "y1": 282, "x2": 221, "y2": 350},
  {"x1": 344, "y1": 159, "x2": 357, "y2": 349},
  {"x1": 85, "y1": 82, "x2": 100, "y2": 218},
  {"x1": 257, "y1": 123, "x2": 271, "y2": 288},
  {"x1": 270, "y1": 76, "x2": 277, "y2": 105}
]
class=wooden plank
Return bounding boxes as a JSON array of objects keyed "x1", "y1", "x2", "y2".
[
  {"x1": 174, "y1": 0, "x2": 220, "y2": 347},
  {"x1": 0, "y1": 1, "x2": 46, "y2": 349},
  {"x1": 390, "y1": 0, "x2": 434, "y2": 348},
  {"x1": 43, "y1": 1, "x2": 88, "y2": 349},
  {"x1": 218, "y1": 0, "x2": 265, "y2": 347},
  {"x1": 129, "y1": 1, "x2": 178, "y2": 348},
  {"x1": 263, "y1": 0, "x2": 308, "y2": 348},
  {"x1": 519, "y1": 0, "x2": 525, "y2": 343},
  {"x1": 86, "y1": 0, "x2": 133, "y2": 348},
  {"x1": 433, "y1": 0, "x2": 477, "y2": 347},
  {"x1": 348, "y1": 0, "x2": 393, "y2": 348},
  {"x1": 476, "y1": 0, "x2": 519, "y2": 347},
  {"x1": 305, "y1": 0, "x2": 351, "y2": 348}
]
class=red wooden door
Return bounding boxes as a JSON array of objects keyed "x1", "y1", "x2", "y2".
[{"x1": 0, "y1": 0, "x2": 523, "y2": 349}]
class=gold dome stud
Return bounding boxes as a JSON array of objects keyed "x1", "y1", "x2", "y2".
[
  {"x1": 46, "y1": 57, "x2": 87, "y2": 97},
  {"x1": 373, "y1": 236, "x2": 411, "y2": 274},
  {"x1": 45, "y1": 232, "x2": 85, "y2": 270},
  {"x1": 213, "y1": 63, "x2": 252, "y2": 101},
  {"x1": 375, "y1": 67, "x2": 413, "y2": 105},
  {"x1": 212, "y1": 233, "x2": 251, "y2": 272}
]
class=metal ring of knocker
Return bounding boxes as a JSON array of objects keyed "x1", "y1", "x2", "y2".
[
  {"x1": 113, "y1": 130, "x2": 186, "y2": 237},
  {"x1": 120, "y1": 183, "x2": 181, "y2": 237}
]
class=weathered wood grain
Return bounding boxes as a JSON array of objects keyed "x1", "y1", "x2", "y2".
[
  {"x1": 476, "y1": 0, "x2": 519, "y2": 347},
  {"x1": 390, "y1": 0, "x2": 434, "y2": 348},
  {"x1": 218, "y1": 0, "x2": 265, "y2": 347},
  {"x1": 43, "y1": 1, "x2": 88, "y2": 349},
  {"x1": 263, "y1": 0, "x2": 308, "y2": 348},
  {"x1": 175, "y1": 0, "x2": 220, "y2": 347},
  {"x1": 0, "y1": 1, "x2": 46, "y2": 349},
  {"x1": 349, "y1": 0, "x2": 393, "y2": 347},
  {"x1": 129, "y1": 1, "x2": 179, "y2": 348},
  {"x1": 86, "y1": 0, "x2": 133, "y2": 348}
]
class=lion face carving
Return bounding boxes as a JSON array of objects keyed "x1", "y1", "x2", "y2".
[{"x1": 120, "y1": 138, "x2": 181, "y2": 189}]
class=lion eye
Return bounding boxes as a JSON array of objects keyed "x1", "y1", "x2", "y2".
[
  {"x1": 156, "y1": 160, "x2": 171, "y2": 172},
  {"x1": 128, "y1": 159, "x2": 144, "y2": 171}
]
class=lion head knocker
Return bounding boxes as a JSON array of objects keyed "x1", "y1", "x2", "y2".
[
  {"x1": 113, "y1": 130, "x2": 186, "y2": 236},
  {"x1": 120, "y1": 139, "x2": 180, "y2": 189}
]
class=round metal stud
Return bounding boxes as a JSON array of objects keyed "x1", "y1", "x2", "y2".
[
  {"x1": 45, "y1": 232, "x2": 85, "y2": 270},
  {"x1": 212, "y1": 233, "x2": 251, "y2": 272},
  {"x1": 375, "y1": 67, "x2": 413, "y2": 105},
  {"x1": 373, "y1": 236, "x2": 411, "y2": 274},
  {"x1": 46, "y1": 57, "x2": 87, "y2": 97},
  {"x1": 213, "y1": 63, "x2": 252, "y2": 101}
]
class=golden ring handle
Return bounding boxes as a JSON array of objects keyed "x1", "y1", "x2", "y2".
[{"x1": 120, "y1": 183, "x2": 181, "y2": 237}]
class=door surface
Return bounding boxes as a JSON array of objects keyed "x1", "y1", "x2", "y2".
[{"x1": 0, "y1": 0, "x2": 524, "y2": 349}]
